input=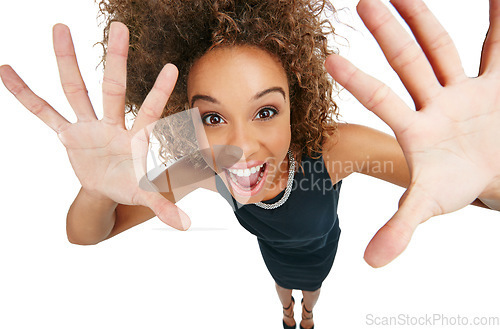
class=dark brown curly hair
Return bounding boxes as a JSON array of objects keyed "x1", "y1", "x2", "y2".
[{"x1": 97, "y1": 0, "x2": 340, "y2": 171}]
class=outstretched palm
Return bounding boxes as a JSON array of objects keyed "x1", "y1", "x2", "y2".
[
  {"x1": 326, "y1": 0, "x2": 500, "y2": 267},
  {"x1": 0, "y1": 22, "x2": 190, "y2": 231}
]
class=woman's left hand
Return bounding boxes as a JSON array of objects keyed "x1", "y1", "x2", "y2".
[{"x1": 325, "y1": 0, "x2": 500, "y2": 268}]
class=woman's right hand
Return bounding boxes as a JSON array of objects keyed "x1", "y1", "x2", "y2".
[{"x1": 0, "y1": 22, "x2": 190, "y2": 231}]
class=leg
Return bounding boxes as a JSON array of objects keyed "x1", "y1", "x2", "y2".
[
  {"x1": 300, "y1": 287, "x2": 321, "y2": 329},
  {"x1": 275, "y1": 282, "x2": 296, "y2": 327}
]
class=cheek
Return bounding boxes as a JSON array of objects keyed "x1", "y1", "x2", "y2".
[
  {"x1": 259, "y1": 117, "x2": 291, "y2": 155},
  {"x1": 203, "y1": 129, "x2": 225, "y2": 149},
  {"x1": 266, "y1": 125, "x2": 290, "y2": 149}
]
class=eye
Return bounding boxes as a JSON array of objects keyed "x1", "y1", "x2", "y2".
[
  {"x1": 201, "y1": 113, "x2": 226, "y2": 126},
  {"x1": 255, "y1": 107, "x2": 278, "y2": 120}
]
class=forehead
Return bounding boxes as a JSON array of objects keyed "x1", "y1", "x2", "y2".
[{"x1": 187, "y1": 45, "x2": 289, "y2": 99}]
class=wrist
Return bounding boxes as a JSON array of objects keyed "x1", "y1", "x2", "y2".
[
  {"x1": 478, "y1": 175, "x2": 500, "y2": 210},
  {"x1": 479, "y1": 174, "x2": 500, "y2": 199},
  {"x1": 80, "y1": 188, "x2": 117, "y2": 208}
]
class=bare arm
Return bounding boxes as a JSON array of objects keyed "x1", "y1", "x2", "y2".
[{"x1": 66, "y1": 187, "x2": 118, "y2": 245}]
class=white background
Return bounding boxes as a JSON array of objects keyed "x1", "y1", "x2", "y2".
[{"x1": 1, "y1": 0, "x2": 499, "y2": 328}]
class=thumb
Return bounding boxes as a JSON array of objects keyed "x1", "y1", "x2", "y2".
[
  {"x1": 363, "y1": 185, "x2": 439, "y2": 268},
  {"x1": 135, "y1": 188, "x2": 191, "y2": 231}
]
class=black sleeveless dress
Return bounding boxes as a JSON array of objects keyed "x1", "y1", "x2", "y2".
[{"x1": 215, "y1": 152, "x2": 342, "y2": 291}]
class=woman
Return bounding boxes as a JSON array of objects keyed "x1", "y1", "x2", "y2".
[{"x1": 1, "y1": 0, "x2": 499, "y2": 328}]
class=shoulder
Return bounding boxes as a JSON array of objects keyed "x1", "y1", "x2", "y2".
[{"x1": 321, "y1": 122, "x2": 410, "y2": 187}]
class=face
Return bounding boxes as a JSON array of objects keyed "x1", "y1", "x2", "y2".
[{"x1": 187, "y1": 45, "x2": 291, "y2": 204}]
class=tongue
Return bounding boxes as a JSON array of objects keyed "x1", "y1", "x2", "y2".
[{"x1": 235, "y1": 170, "x2": 260, "y2": 188}]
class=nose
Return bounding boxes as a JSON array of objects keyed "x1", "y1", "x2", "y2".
[{"x1": 224, "y1": 123, "x2": 260, "y2": 161}]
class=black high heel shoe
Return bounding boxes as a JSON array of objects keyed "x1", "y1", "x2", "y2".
[
  {"x1": 282, "y1": 296, "x2": 296, "y2": 329},
  {"x1": 300, "y1": 298, "x2": 314, "y2": 329}
]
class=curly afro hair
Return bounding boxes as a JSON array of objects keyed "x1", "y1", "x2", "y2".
[{"x1": 97, "y1": 0, "x2": 340, "y2": 171}]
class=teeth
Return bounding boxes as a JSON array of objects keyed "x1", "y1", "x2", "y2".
[
  {"x1": 228, "y1": 168, "x2": 265, "y2": 190},
  {"x1": 228, "y1": 164, "x2": 264, "y2": 177}
]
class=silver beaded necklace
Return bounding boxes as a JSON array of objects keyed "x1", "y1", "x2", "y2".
[{"x1": 254, "y1": 150, "x2": 295, "y2": 209}]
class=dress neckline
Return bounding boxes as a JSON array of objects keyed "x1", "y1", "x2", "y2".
[{"x1": 259, "y1": 184, "x2": 287, "y2": 204}]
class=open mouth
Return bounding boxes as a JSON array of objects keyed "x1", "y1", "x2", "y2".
[{"x1": 223, "y1": 162, "x2": 268, "y2": 197}]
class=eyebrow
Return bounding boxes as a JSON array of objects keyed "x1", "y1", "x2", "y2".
[{"x1": 190, "y1": 86, "x2": 286, "y2": 108}]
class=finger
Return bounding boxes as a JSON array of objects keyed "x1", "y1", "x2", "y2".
[
  {"x1": 135, "y1": 188, "x2": 191, "y2": 231},
  {"x1": 325, "y1": 54, "x2": 414, "y2": 134},
  {"x1": 363, "y1": 184, "x2": 440, "y2": 268},
  {"x1": 130, "y1": 64, "x2": 178, "y2": 135},
  {"x1": 102, "y1": 22, "x2": 129, "y2": 128},
  {"x1": 53, "y1": 24, "x2": 97, "y2": 122},
  {"x1": 129, "y1": 130, "x2": 190, "y2": 231},
  {"x1": 130, "y1": 121, "x2": 154, "y2": 183},
  {"x1": 0, "y1": 65, "x2": 71, "y2": 133},
  {"x1": 357, "y1": 0, "x2": 441, "y2": 108},
  {"x1": 480, "y1": 0, "x2": 500, "y2": 75},
  {"x1": 390, "y1": 0, "x2": 466, "y2": 85}
]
